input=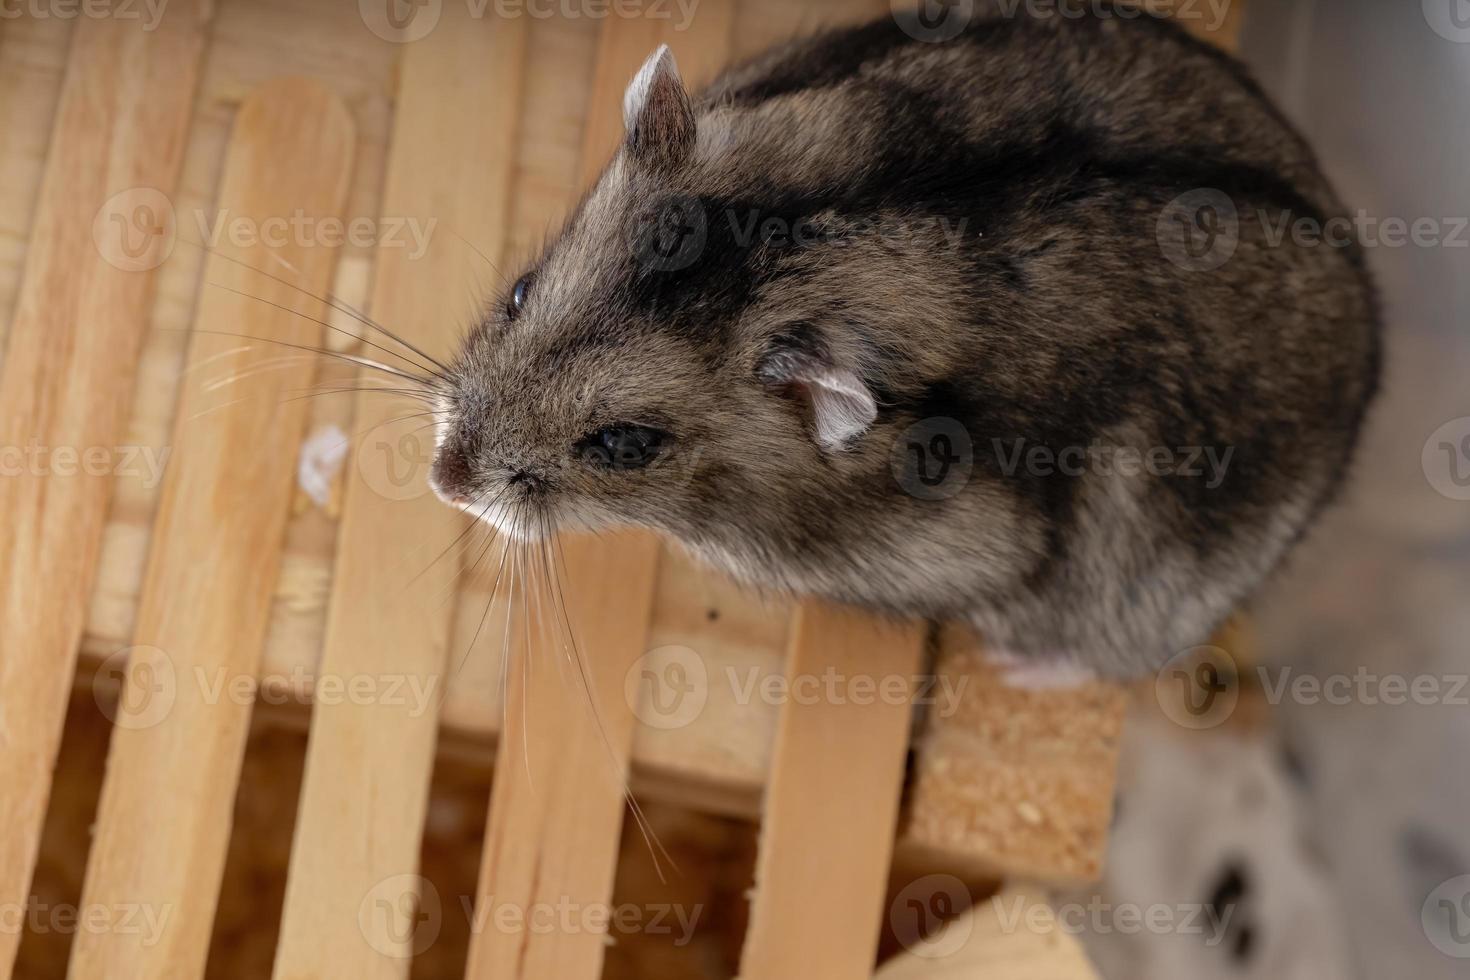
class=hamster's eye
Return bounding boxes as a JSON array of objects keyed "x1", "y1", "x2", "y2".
[
  {"x1": 577, "y1": 426, "x2": 667, "y2": 471},
  {"x1": 507, "y1": 273, "x2": 534, "y2": 319}
]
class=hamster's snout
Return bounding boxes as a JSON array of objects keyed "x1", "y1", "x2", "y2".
[{"x1": 428, "y1": 439, "x2": 474, "y2": 508}]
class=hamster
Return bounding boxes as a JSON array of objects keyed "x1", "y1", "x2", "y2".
[{"x1": 427, "y1": 5, "x2": 1381, "y2": 681}]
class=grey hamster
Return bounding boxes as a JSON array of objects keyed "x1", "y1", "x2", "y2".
[{"x1": 428, "y1": 5, "x2": 1380, "y2": 680}]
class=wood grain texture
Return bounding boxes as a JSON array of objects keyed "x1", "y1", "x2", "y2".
[
  {"x1": 68, "y1": 76, "x2": 354, "y2": 979},
  {"x1": 463, "y1": 6, "x2": 735, "y2": 977},
  {"x1": 270, "y1": 9, "x2": 528, "y2": 977},
  {"x1": 0, "y1": 6, "x2": 209, "y2": 974},
  {"x1": 0, "y1": 14, "x2": 73, "y2": 358},
  {"x1": 740, "y1": 605, "x2": 928, "y2": 980}
]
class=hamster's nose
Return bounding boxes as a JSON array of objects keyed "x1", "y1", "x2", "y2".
[{"x1": 429, "y1": 440, "x2": 474, "y2": 506}]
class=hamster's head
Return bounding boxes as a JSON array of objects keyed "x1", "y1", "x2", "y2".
[{"x1": 431, "y1": 45, "x2": 934, "y2": 565}]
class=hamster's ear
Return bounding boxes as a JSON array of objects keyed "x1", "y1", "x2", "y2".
[
  {"x1": 757, "y1": 344, "x2": 877, "y2": 452},
  {"x1": 623, "y1": 45, "x2": 696, "y2": 171}
]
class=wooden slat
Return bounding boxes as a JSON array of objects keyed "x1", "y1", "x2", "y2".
[
  {"x1": 463, "y1": 5, "x2": 735, "y2": 978},
  {"x1": 68, "y1": 77, "x2": 354, "y2": 978},
  {"x1": 0, "y1": 6, "x2": 208, "y2": 975},
  {"x1": 270, "y1": 9, "x2": 528, "y2": 977},
  {"x1": 630, "y1": 0, "x2": 894, "y2": 818},
  {"x1": 0, "y1": 13, "x2": 74, "y2": 357},
  {"x1": 740, "y1": 605, "x2": 927, "y2": 979}
]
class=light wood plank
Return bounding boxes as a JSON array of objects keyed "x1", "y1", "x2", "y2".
[
  {"x1": 0, "y1": 14, "x2": 73, "y2": 357},
  {"x1": 463, "y1": 5, "x2": 735, "y2": 977},
  {"x1": 0, "y1": 6, "x2": 208, "y2": 974},
  {"x1": 68, "y1": 77, "x2": 354, "y2": 978},
  {"x1": 270, "y1": 9, "x2": 528, "y2": 977},
  {"x1": 739, "y1": 605, "x2": 927, "y2": 979}
]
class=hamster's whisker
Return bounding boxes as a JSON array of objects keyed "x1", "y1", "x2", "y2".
[
  {"x1": 411, "y1": 484, "x2": 504, "y2": 590},
  {"x1": 449, "y1": 228, "x2": 510, "y2": 291},
  {"x1": 189, "y1": 314, "x2": 440, "y2": 390},
  {"x1": 538, "y1": 507, "x2": 675, "y2": 880},
  {"x1": 205, "y1": 283, "x2": 446, "y2": 384},
  {"x1": 201, "y1": 354, "x2": 317, "y2": 392},
  {"x1": 185, "y1": 238, "x2": 453, "y2": 379},
  {"x1": 499, "y1": 537, "x2": 520, "y2": 785},
  {"x1": 450, "y1": 523, "x2": 515, "y2": 681},
  {"x1": 281, "y1": 385, "x2": 439, "y2": 406},
  {"x1": 516, "y1": 528, "x2": 536, "y2": 792}
]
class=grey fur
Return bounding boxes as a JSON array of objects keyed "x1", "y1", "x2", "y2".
[{"x1": 430, "y1": 5, "x2": 1381, "y2": 679}]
